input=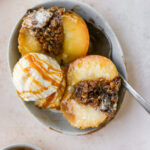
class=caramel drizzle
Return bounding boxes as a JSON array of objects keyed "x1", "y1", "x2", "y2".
[
  {"x1": 17, "y1": 63, "x2": 53, "y2": 99},
  {"x1": 25, "y1": 54, "x2": 61, "y2": 87},
  {"x1": 41, "y1": 79, "x2": 65, "y2": 108},
  {"x1": 34, "y1": 54, "x2": 61, "y2": 73},
  {"x1": 17, "y1": 54, "x2": 62, "y2": 99},
  {"x1": 42, "y1": 92, "x2": 56, "y2": 108},
  {"x1": 17, "y1": 87, "x2": 49, "y2": 95}
]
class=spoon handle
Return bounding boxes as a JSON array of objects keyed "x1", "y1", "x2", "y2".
[{"x1": 120, "y1": 75, "x2": 150, "y2": 114}]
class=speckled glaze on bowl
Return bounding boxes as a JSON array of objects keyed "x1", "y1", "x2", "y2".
[{"x1": 8, "y1": 0, "x2": 127, "y2": 135}]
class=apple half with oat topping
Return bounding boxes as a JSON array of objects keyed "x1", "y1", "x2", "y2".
[
  {"x1": 18, "y1": 7, "x2": 89, "y2": 64},
  {"x1": 61, "y1": 55, "x2": 121, "y2": 129}
]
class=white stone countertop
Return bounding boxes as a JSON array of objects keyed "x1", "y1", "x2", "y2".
[{"x1": 0, "y1": 0, "x2": 150, "y2": 149}]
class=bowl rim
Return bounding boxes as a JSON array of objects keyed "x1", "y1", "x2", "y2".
[
  {"x1": 8, "y1": 0, "x2": 128, "y2": 135},
  {"x1": 2, "y1": 143, "x2": 41, "y2": 150}
]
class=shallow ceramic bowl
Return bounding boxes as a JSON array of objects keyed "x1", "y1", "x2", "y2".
[
  {"x1": 2, "y1": 143, "x2": 41, "y2": 150},
  {"x1": 8, "y1": 0, "x2": 127, "y2": 135}
]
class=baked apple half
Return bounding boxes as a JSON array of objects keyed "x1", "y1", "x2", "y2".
[
  {"x1": 18, "y1": 7, "x2": 89, "y2": 63},
  {"x1": 61, "y1": 55, "x2": 121, "y2": 129}
]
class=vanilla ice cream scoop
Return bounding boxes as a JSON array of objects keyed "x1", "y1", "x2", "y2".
[{"x1": 13, "y1": 53, "x2": 63, "y2": 101}]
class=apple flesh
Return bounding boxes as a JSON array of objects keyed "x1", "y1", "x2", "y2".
[
  {"x1": 59, "y1": 12, "x2": 89, "y2": 63},
  {"x1": 18, "y1": 28, "x2": 44, "y2": 55}
]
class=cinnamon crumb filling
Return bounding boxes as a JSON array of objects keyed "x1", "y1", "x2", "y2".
[
  {"x1": 73, "y1": 77, "x2": 121, "y2": 114},
  {"x1": 23, "y1": 6, "x2": 66, "y2": 55}
]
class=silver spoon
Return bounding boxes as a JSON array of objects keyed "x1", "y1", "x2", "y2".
[{"x1": 120, "y1": 74, "x2": 150, "y2": 114}]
